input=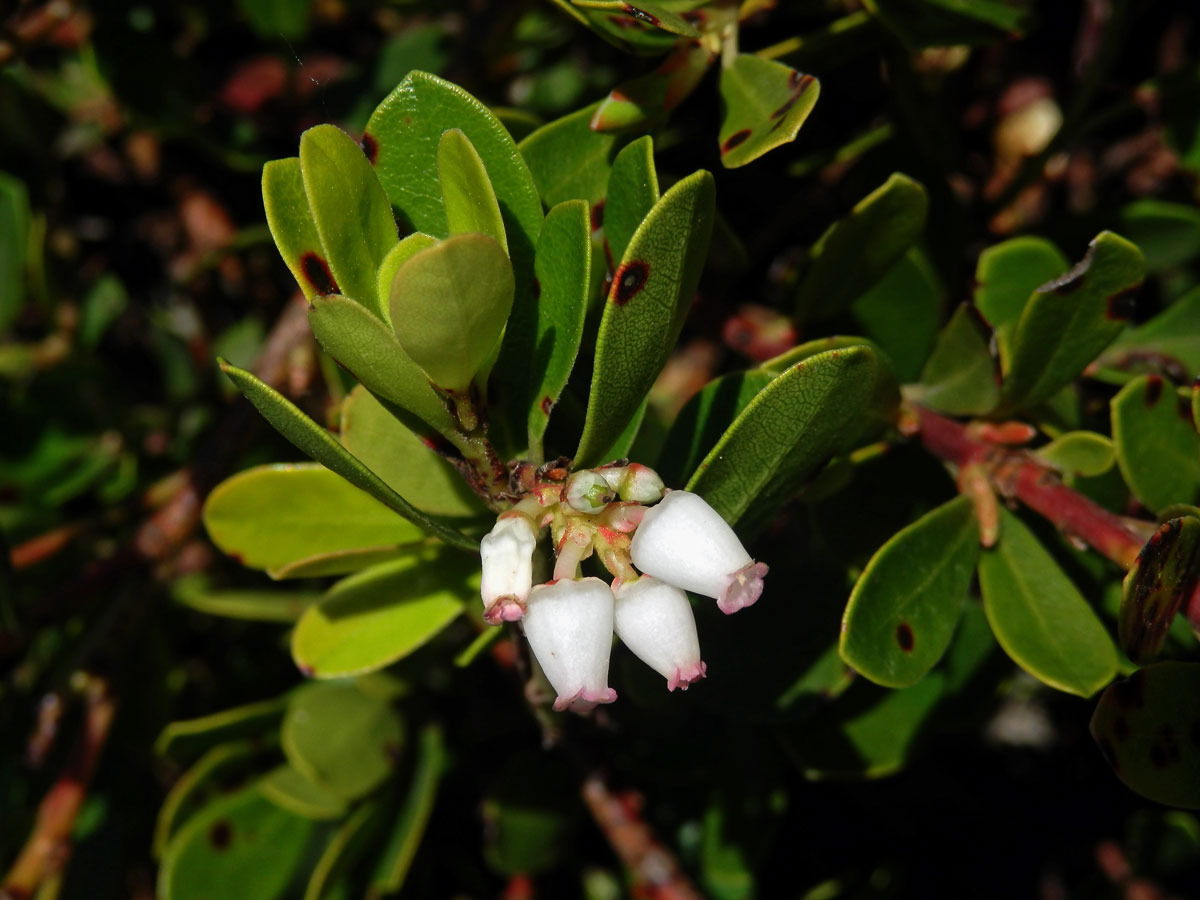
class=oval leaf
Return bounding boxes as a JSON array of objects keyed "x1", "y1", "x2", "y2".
[
  {"x1": 1104, "y1": 285, "x2": 1200, "y2": 378},
  {"x1": 1120, "y1": 516, "x2": 1200, "y2": 664},
  {"x1": 1111, "y1": 374, "x2": 1200, "y2": 512},
  {"x1": 438, "y1": 128, "x2": 507, "y2": 252},
  {"x1": 718, "y1": 54, "x2": 820, "y2": 169},
  {"x1": 973, "y1": 236, "x2": 1069, "y2": 371},
  {"x1": 259, "y1": 764, "x2": 349, "y2": 821},
  {"x1": 913, "y1": 303, "x2": 999, "y2": 415},
  {"x1": 1034, "y1": 431, "x2": 1115, "y2": 477},
  {"x1": 376, "y1": 233, "x2": 439, "y2": 327},
  {"x1": 154, "y1": 742, "x2": 258, "y2": 859},
  {"x1": 155, "y1": 696, "x2": 288, "y2": 761},
  {"x1": 591, "y1": 42, "x2": 712, "y2": 133},
  {"x1": 850, "y1": 248, "x2": 944, "y2": 383},
  {"x1": 518, "y1": 102, "x2": 619, "y2": 207},
  {"x1": 603, "y1": 135, "x2": 660, "y2": 270},
  {"x1": 262, "y1": 158, "x2": 330, "y2": 302}
]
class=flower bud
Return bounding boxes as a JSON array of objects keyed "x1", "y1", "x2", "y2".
[
  {"x1": 479, "y1": 515, "x2": 536, "y2": 624},
  {"x1": 629, "y1": 490, "x2": 768, "y2": 614},
  {"x1": 522, "y1": 577, "x2": 617, "y2": 712},
  {"x1": 565, "y1": 471, "x2": 613, "y2": 512},
  {"x1": 614, "y1": 577, "x2": 705, "y2": 691},
  {"x1": 598, "y1": 463, "x2": 665, "y2": 504}
]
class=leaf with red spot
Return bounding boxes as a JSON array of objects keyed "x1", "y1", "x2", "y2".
[
  {"x1": 575, "y1": 170, "x2": 715, "y2": 467},
  {"x1": 1091, "y1": 661, "x2": 1200, "y2": 809},
  {"x1": 717, "y1": 54, "x2": 820, "y2": 169},
  {"x1": 553, "y1": 0, "x2": 698, "y2": 55},
  {"x1": 589, "y1": 41, "x2": 713, "y2": 133},
  {"x1": 1102, "y1": 285, "x2": 1200, "y2": 379},
  {"x1": 1111, "y1": 374, "x2": 1200, "y2": 513},
  {"x1": 996, "y1": 231, "x2": 1145, "y2": 415},
  {"x1": 1120, "y1": 516, "x2": 1200, "y2": 664},
  {"x1": 603, "y1": 135, "x2": 660, "y2": 269},
  {"x1": 262, "y1": 158, "x2": 329, "y2": 302},
  {"x1": 840, "y1": 495, "x2": 980, "y2": 688}
]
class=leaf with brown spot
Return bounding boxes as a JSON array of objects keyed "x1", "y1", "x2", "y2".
[
  {"x1": 1112, "y1": 374, "x2": 1200, "y2": 512},
  {"x1": 590, "y1": 42, "x2": 713, "y2": 133},
  {"x1": 262, "y1": 158, "x2": 328, "y2": 302},
  {"x1": 1120, "y1": 516, "x2": 1200, "y2": 664},
  {"x1": 717, "y1": 54, "x2": 820, "y2": 169}
]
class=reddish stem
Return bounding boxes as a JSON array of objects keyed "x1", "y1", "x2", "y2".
[{"x1": 915, "y1": 406, "x2": 1144, "y2": 570}]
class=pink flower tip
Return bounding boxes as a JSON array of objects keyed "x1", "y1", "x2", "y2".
[
  {"x1": 483, "y1": 595, "x2": 525, "y2": 625},
  {"x1": 553, "y1": 686, "x2": 618, "y2": 713},
  {"x1": 717, "y1": 561, "x2": 768, "y2": 614},
  {"x1": 668, "y1": 660, "x2": 707, "y2": 691}
]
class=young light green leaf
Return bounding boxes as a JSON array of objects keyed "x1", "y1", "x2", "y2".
[
  {"x1": 518, "y1": 102, "x2": 619, "y2": 207},
  {"x1": 217, "y1": 360, "x2": 477, "y2": 552},
  {"x1": 1092, "y1": 662, "x2": 1200, "y2": 808},
  {"x1": 850, "y1": 248, "x2": 944, "y2": 383},
  {"x1": 603, "y1": 136, "x2": 660, "y2": 269},
  {"x1": 1119, "y1": 517, "x2": 1200, "y2": 664},
  {"x1": 839, "y1": 495, "x2": 980, "y2": 688},
  {"x1": 495, "y1": 200, "x2": 590, "y2": 455},
  {"x1": 153, "y1": 741, "x2": 258, "y2": 859},
  {"x1": 376, "y1": 233, "x2": 439, "y2": 327},
  {"x1": 0, "y1": 171, "x2": 32, "y2": 331},
  {"x1": 687, "y1": 346, "x2": 900, "y2": 535},
  {"x1": 282, "y1": 682, "x2": 404, "y2": 801},
  {"x1": 794, "y1": 173, "x2": 928, "y2": 322},
  {"x1": 912, "y1": 303, "x2": 999, "y2": 415},
  {"x1": 1111, "y1": 374, "x2": 1200, "y2": 512},
  {"x1": 203, "y1": 464, "x2": 426, "y2": 572},
  {"x1": 979, "y1": 507, "x2": 1119, "y2": 697},
  {"x1": 718, "y1": 54, "x2": 820, "y2": 170},
  {"x1": 155, "y1": 696, "x2": 288, "y2": 761},
  {"x1": 259, "y1": 765, "x2": 349, "y2": 821},
  {"x1": 575, "y1": 170, "x2": 715, "y2": 467},
  {"x1": 1103, "y1": 285, "x2": 1200, "y2": 378},
  {"x1": 1119, "y1": 199, "x2": 1200, "y2": 273},
  {"x1": 997, "y1": 231, "x2": 1145, "y2": 414},
  {"x1": 262, "y1": 158, "x2": 331, "y2": 301},
  {"x1": 591, "y1": 42, "x2": 712, "y2": 132},
  {"x1": 299, "y1": 125, "x2": 398, "y2": 318},
  {"x1": 438, "y1": 129, "x2": 507, "y2": 252},
  {"x1": 973, "y1": 236, "x2": 1068, "y2": 371},
  {"x1": 388, "y1": 233, "x2": 514, "y2": 392},
  {"x1": 1034, "y1": 431, "x2": 1116, "y2": 477},
  {"x1": 292, "y1": 551, "x2": 472, "y2": 678}
]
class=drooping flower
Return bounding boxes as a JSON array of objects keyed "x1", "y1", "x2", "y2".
[
  {"x1": 629, "y1": 490, "x2": 768, "y2": 614},
  {"x1": 521, "y1": 577, "x2": 617, "y2": 712},
  {"x1": 613, "y1": 576, "x2": 706, "y2": 691},
  {"x1": 479, "y1": 514, "x2": 536, "y2": 624}
]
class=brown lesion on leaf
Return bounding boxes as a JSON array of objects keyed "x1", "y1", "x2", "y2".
[
  {"x1": 611, "y1": 260, "x2": 649, "y2": 305},
  {"x1": 895, "y1": 622, "x2": 915, "y2": 652},
  {"x1": 360, "y1": 132, "x2": 379, "y2": 164},
  {"x1": 1144, "y1": 374, "x2": 1164, "y2": 405},
  {"x1": 622, "y1": 3, "x2": 661, "y2": 27},
  {"x1": 721, "y1": 129, "x2": 752, "y2": 154},
  {"x1": 769, "y1": 74, "x2": 815, "y2": 120},
  {"x1": 1112, "y1": 672, "x2": 1145, "y2": 710},
  {"x1": 1106, "y1": 286, "x2": 1139, "y2": 320},
  {"x1": 208, "y1": 820, "x2": 233, "y2": 850},
  {"x1": 299, "y1": 252, "x2": 338, "y2": 296}
]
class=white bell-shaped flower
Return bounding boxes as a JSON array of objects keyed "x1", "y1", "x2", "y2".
[
  {"x1": 629, "y1": 490, "x2": 768, "y2": 614},
  {"x1": 614, "y1": 576, "x2": 706, "y2": 691},
  {"x1": 522, "y1": 577, "x2": 617, "y2": 712},
  {"x1": 479, "y1": 514, "x2": 536, "y2": 624}
]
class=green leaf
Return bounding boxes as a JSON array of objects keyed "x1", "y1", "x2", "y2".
[
  {"x1": 282, "y1": 682, "x2": 404, "y2": 801},
  {"x1": 591, "y1": 43, "x2": 712, "y2": 132},
  {"x1": 850, "y1": 248, "x2": 943, "y2": 383},
  {"x1": 158, "y1": 784, "x2": 318, "y2": 900},
  {"x1": 217, "y1": 360, "x2": 477, "y2": 552},
  {"x1": 1119, "y1": 199, "x2": 1200, "y2": 273},
  {"x1": 687, "y1": 345, "x2": 899, "y2": 534},
  {"x1": 518, "y1": 102, "x2": 619, "y2": 207},
  {"x1": 0, "y1": 171, "x2": 31, "y2": 331},
  {"x1": 912, "y1": 304, "x2": 999, "y2": 415},
  {"x1": 174, "y1": 581, "x2": 320, "y2": 622},
  {"x1": 863, "y1": 0, "x2": 1032, "y2": 49},
  {"x1": 306, "y1": 294, "x2": 455, "y2": 438},
  {"x1": 262, "y1": 158, "x2": 330, "y2": 302},
  {"x1": 300, "y1": 125, "x2": 398, "y2": 319},
  {"x1": 203, "y1": 464, "x2": 426, "y2": 572},
  {"x1": 368, "y1": 723, "x2": 446, "y2": 898},
  {"x1": 978, "y1": 508, "x2": 1119, "y2": 697},
  {"x1": 794, "y1": 173, "x2": 928, "y2": 322},
  {"x1": 375, "y1": 233, "x2": 439, "y2": 326},
  {"x1": 552, "y1": 0, "x2": 680, "y2": 54},
  {"x1": 259, "y1": 765, "x2": 349, "y2": 821},
  {"x1": 155, "y1": 696, "x2": 288, "y2": 761},
  {"x1": 1104, "y1": 286, "x2": 1200, "y2": 378},
  {"x1": 656, "y1": 369, "x2": 773, "y2": 487},
  {"x1": 839, "y1": 495, "x2": 980, "y2": 688},
  {"x1": 438, "y1": 129, "x2": 507, "y2": 252},
  {"x1": 973, "y1": 236, "x2": 1068, "y2": 371},
  {"x1": 340, "y1": 387, "x2": 485, "y2": 519},
  {"x1": 306, "y1": 798, "x2": 385, "y2": 900},
  {"x1": 571, "y1": 0, "x2": 701, "y2": 37},
  {"x1": 997, "y1": 231, "x2": 1145, "y2": 414},
  {"x1": 1034, "y1": 431, "x2": 1116, "y2": 477},
  {"x1": 483, "y1": 755, "x2": 579, "y2": 875},
  {"x1": 603, "y1": 136, "x2": 660, "y2": 270},
  {"x1": 1091, "y1": 661, "x2": 1200, "y2": 809},
  {"x1": 79, "y1": 273, "x2": 129, "y2": 348},
  {"x1": 1120, "y1": 517, "x2": 1200, "y2": 664},
  {"x1": 575, "y1": 170, "x2": 715, "y2": 466},
  {"x1": 388, "y1": 233, "x2": 514, "y2": 392},
  {"x1": 292, "y1": 551, "x2": 471, "y2": 678},
  {"x1": 154, "y1": 742, "x2": 258, "y2": 859},
  {"x1": 717, "y1": 54, "x2": 820, "y2": 169},
  {"x1": 237, "y1": 0, "x2": 309, "y2": 39},
  {"x1": 1111, "y1": 374, "x2": 1200, "y2": 512},
  {"x1": 269, "y1": 544, "x2": 432, "y2": 581},
  {"x1": 495, "y1": 200, "x2": 590, "y2": 455}
]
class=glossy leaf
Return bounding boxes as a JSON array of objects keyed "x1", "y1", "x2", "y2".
[
  {"x1": 1111, "y1": 374, "x2": 1200, "y2": 512},
  {"x1": 204, "y1": 464, "x2": 426, "y2": 572},
  {"x1": 591, "y1": 42, "x2": 712, "y2": 133},
  {"x1": 978, "y1": 508, "x2": 1119, "y2": 697},
  {"x1": 438, "y1": 129, "x2": 507, "y2": 252},
  {"x1": 850, "y1": 248, "x2": 943, "y2": 383},
  {"x1": 340, "y1": 387, "x2": 484, "y2": 519},
  {"x1": 1091, "y1": 662, "x2": 1200, "y2": 808},
  {"x1": 973, "y1": 236, "x2": 1068, "y2": 371},
  {"x1": 259, "y1": 764, "x2": 349, "y2": 821},
  {"x1": 840, "y1": 495, "x2": 979, "y2": 688},
  {"x1": 997, "y1": 232, "x2": 1145, "y2": 414},
  {"x1": 575, "y1": 170, "x2": 715, "y2": 466},
  {"x1": 495, "y1": 200, "x2": 590, "y2": 454},
  {"x1": 154, "y1": 741, "x2": 258, "y2": 859},
  {"x1": 158, "y1": 784, "x2": 317, "y2": 900},
  {"x1": 794, "y1": 173, "x2": 928, "y2": 322},
  {"x1": 718, "y1": 54, "x2": 820, "y2": 169},
  {"x1": 1120, "y1": 517, "x2": 1200, "y2": 664},
  {"x1": 375, "y1": 233, "x2": 439, "y2": 327},
  {"x1": 292, "y1": 551, "x2": 471, "y2": 678},
  {"x1": 912, "y1": 303, "x2": 999, "y2": 415},
  {"x1": 262, "y1": 158, "x2": 329, "y2": 302},
  {"x1": 687, "y1": 345, "x2": 900, "y2": 534},
  {"x1": 300, "y1": 125, "x2": 398, "y2": 318},
  {"x1": 760, "y1": 335, "x2": 887, "y2": 374},
  {"x1": 518, "y1": 102, "x2": 619, "y2": 207},
  {"x1": 1104, "y1": 286, "x2": 1200, "y2": 378},
  {"x1": 282, "y1": 681, "x2": 404, "y2": 801},
  {"x1": 388, "y1": 233, "x2": 514, "y2": 392},
  {"x1": 1034, "y1": 431, "x2": 1116, "y2": 477},
  {"x1": 1119, "y1": 199, "x2": 1200, "y2": 273},
  {"x1": 603, "y1": 136, "x2": 659, "y2": 270},
  {"x1": 155, "y1": 696, "x2": 288, "y2": 761},
  {"x1": 217, "y1": 360, "x2": 476, "y2": 552}
]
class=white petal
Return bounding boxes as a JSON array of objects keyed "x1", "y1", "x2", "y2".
[
  {"x1": 480, "y1": 515, "x2": 536, "y2": 623},
  {"x1": 522, "y1": 577, "x2": 617, "y2": 712},
  {"x1": 614, "y1": 577, "x2": 705, "y2": 690}
]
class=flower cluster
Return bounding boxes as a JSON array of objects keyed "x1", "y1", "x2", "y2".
[{"x1": 479, "y1": 462, "x2": 768, "y2": 712}]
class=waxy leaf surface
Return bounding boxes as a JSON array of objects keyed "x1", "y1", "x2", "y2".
[
  {"x1": 376, "y1": 233, "x2": 439, "y2": 326},
  {"x1": 1111, "y1": 374, "x2": 1200, "y2": 512},
  {"x1": 1034, "y1": 431, "x2": 1115, "y2": 477},
  {"x1": 718, "y1": 54, "x2": 820, "y2": 169},
  {"x1": 973, "y1": 236, "x2": 1068, "y2": 370},
  {"x1": 518, "y1": 102, "x2": 619, "y2": 208},
  {"x1": 603, "y1": 136, "x2": 659, "y2": 268},
  {"x1": 262, "y1": 158, "x2": 328, "y2": 302},
  {"x1": 438, "y1": 129, "x2": 507, "y2": 252},
  {"x1": 913, "y1": 303, "x2": 999, "y2": 415}
]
